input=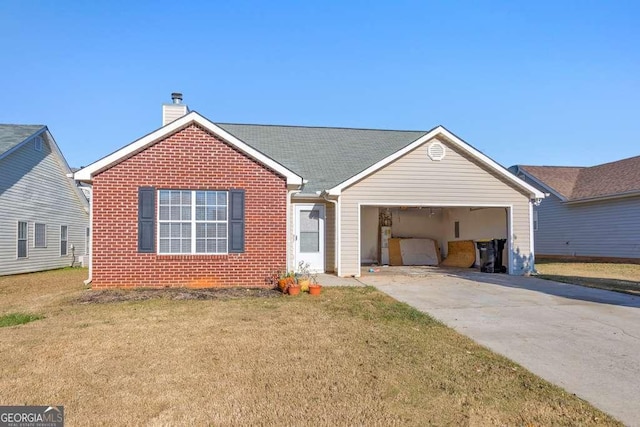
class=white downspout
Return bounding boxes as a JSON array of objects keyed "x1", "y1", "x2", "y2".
[
  {"x1": 84, "y1": 186, "x2": 93, "y2": 285},
  {"x1": 286, "y1": 189, "x2": 301, "y2": 271}
]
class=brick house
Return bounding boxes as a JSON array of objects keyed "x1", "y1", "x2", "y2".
[{"x1": 75, "y1": 94, "x2": 543, "y2": 288}]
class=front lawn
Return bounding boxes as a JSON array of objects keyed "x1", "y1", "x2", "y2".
[
  {"x1": 0, "y1": 269, "x2": 619, "y2": 425},
  {"x1": 536, "y1": 261, "x2": 640, "y2": 295}
]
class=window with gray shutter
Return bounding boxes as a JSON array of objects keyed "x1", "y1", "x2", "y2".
[{"x1": 157, "y1": 190, "x2": 236, "y2": 254}]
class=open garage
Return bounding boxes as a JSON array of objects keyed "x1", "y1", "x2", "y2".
[
  {"x1": 324, "y1": 129, "x2": 544, "y2": 277},
  {"x1": 360, "y1": 205, "x2": 509, "y2": 271}
]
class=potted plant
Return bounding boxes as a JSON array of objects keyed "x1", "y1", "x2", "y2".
[
  {"x1": 277, "y1": 270, "x2": 295, "y2": 293},
  {"x1": 287, "y1": 281, "x2": 302, "y2": 296},
  {"x1": 296, "y1": 261, "x2": 311, "y2": 292},
  {"x1": 308, "y1": 273, "x2": 322, "y2": 295}
]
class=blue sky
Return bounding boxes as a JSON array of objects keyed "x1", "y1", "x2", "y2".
[{"x1": 1, "y1": 1, "x2": 638, "y2": 169}]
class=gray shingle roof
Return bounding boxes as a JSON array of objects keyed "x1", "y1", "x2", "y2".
[
  {"x1": 0, "y1": 124, "x2": 45, "y2": 155},
  {"x1": 215, "y1": 123, "x2": 428, "y2": 193},
  {"x1": 519, "y1": 155, "x2": 640, "y2": 201}
]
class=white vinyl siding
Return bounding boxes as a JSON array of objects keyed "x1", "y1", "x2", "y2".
[
  {"x1": 158, "y1": 190, "x2": 228, "y2": 254},
  {"x1": 339, "y1": 137, "x2": 534, "y2": 276},
  {"x1": 60, "y1": 225, "x2": 68, "y2": 256},
  {"x1": 17, "y1": 221, "x2": 27, "y2": 258},
  {"x1": 533, "y1": 191, "x2": 640, "y2": 259},
  {"x1": 0, "y1": 132, "x2": 89, "y2": 275},
  {"x1": 162, "y1": 104, "x2": 188, "y2": 126},
  {"x1": 34, "y1": 223, "x2": 46, "y2": 248},
  {"x1": 85, "y1": 227, "x2": 90, "y2": 255}
]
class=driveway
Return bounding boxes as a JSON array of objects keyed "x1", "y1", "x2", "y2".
[{"x1": 359, "y1": 268, "x2": 640, "y2": 426}]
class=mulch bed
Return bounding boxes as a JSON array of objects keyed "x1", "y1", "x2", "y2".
[{"x1": 76, "y1": 287, "x2": 282, "y2": 304}]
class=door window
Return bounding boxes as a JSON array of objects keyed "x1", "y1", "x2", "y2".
[{"x1": 299, "y1": 209, "x2": 320, "y2": 253}]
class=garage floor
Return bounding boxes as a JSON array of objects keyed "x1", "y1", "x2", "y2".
[{"x1": 359, "y1": 268, "x2": 640, "y2": 426}]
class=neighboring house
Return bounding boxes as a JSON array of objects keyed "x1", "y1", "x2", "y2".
[
  {"x1": 74, "y1": 94, "x2": 544, "y2": 288},
  {"x1": 511, "y1": 157, "x2": 640, "y2": 262},
  {"x1": 0, "y1": 125, "x2": 90, "y2": 275}
]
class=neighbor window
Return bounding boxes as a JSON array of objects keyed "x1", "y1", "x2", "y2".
[
  {"x1": 533, "y1": 211, "x2": 539, "y2": 231},
  {"x1": 17, "y1": 221, "x2": 28, "y2": 258},
  {"x1": 34, "y1": 223, "x2": 46, "y2": 248},
  {"x1": 454, "y1": 221, "x2": 460, "y2": 239},
  {"x1": 158, "y1": 190, "x2": 228, "y2": 254},
  {"x1": 60, "y1": 225, "x2": 68, "y2": 256}
]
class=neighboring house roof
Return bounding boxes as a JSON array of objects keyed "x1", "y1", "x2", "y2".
[
  {"x1": 0, "y1": 123, "x2": 90, "y2": 211},
  {"x1": 0, "y1": 124, "x2": 45, "y2": 157},
  {"x1": 514, "y1": 165, "x2": 583, "y2": 199},
  {"x1": 75, "y1": 111, "x2": 544, "y2": 199},
  {"x1": 515, "y1": 155, "x2": 640, "y2": 202}
]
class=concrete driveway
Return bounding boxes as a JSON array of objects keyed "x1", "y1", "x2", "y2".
[{"x1": 359, "y1": 268, "x2": 640, "y2": 426}]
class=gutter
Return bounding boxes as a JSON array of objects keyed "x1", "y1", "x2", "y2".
[
  {"x1": 564, "y1": 190, "x2": 640, "y2": 205},
  {"x1": 286, "y1": 188, "x2": 302, "y2": 271}
]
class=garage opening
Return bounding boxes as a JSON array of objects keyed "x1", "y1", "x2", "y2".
[{"x1": 360, "y1": 205, "x2": 510, "y2": 272}]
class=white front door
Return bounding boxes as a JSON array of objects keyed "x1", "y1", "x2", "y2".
[{"x1": 294, "y1": 204, "x2": 325, "y2": 273}]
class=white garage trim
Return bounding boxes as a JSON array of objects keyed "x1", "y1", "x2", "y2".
[
  {"x1": 508, "y1": 206, "x2": 514, "y2": 275},
  {"x1": 529, "y1": 200, "x2": 535, "y2": 272},
  {"x1": 336, "y1": 197, "x2": 342, "y2": 277}
]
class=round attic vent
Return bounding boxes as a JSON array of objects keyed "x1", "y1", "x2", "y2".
[{"x1": 427, "y1": 141, "x2": 446, "y2": 161}]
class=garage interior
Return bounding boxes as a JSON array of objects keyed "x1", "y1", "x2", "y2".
[{"x1": 360, "y1": 205, "x2": 510, "y2": 272}]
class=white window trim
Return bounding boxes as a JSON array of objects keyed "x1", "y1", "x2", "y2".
[
  {"x1": 60, "y1": 225, "x2": 68, "y2": 256},
  {"x1": 533, "y1": 210, "x2": 539, "y2": 232},
  {"x1": 34, "y1": 223, "x2": 47, "y2": 248},
  {"x1": 17, "y1": 221, "x2": 28, "y2": 259},
  {"x1": 157, "y1": 190, "x2": 229, "y2": 255}
]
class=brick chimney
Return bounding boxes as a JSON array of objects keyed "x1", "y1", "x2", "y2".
[{"x1": 162, "y1": 92, "x2": 188, "y2": 126}]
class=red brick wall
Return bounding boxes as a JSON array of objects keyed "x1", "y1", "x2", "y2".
[{"x1": 91, "y1": 124, "x2": 287, "y2": 288}]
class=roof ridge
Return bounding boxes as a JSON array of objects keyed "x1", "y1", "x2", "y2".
[
  {"x1": 215, "y1": 121, "x2": 428, "y2": 133},
  {"x1": 584, "y1": 153, "x2": 640, "y2": 169},
  {"x1": 0, "y1": 123, "x2": 46, "y2": 127},
  {"x1": 520, "y1": 164, "x2": 586, "y2": 169}
]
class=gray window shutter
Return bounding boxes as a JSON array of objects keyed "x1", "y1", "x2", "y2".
[
  {"x1": 229, "y1": 190, "x2": 245, "y2": 253},
  {"x1": 138, "y1": 187, "x2": 155, "y2": 253}
]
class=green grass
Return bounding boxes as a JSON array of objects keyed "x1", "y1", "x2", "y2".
[{"x1": 0, "y1": 312, "x2": 44, "y2": 327}]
